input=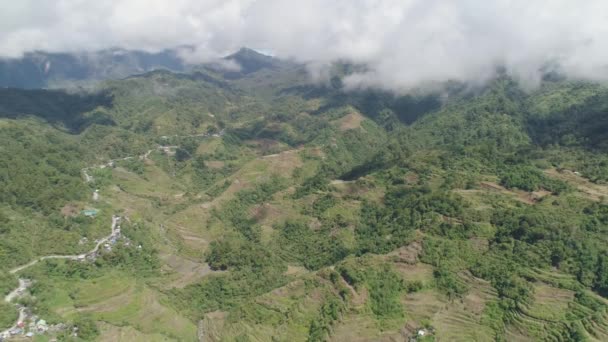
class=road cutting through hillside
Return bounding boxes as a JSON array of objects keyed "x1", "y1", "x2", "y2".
[
  {"x1": 1, "y1": 215, "x2": 121, "y2": 339},
  {"x1": 2, "y1": 130, "x2": 225, "y2": 339},
  {"x1": 81, "y1": 129, "x2": 224, "y2": 183}
]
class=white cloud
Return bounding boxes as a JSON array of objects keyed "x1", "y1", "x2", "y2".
[{"x1": 1, "y1": 0, "x2": 607, "y2": 91}]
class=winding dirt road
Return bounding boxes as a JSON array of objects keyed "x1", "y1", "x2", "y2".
[
  {"x1": 1, "y1": 216, "x2": 120, "y2": 338},
  {"x1": 8, "y1": 216, "x2": 120, "y2": 275},
  {"x1": 2, "y1": 130, "x2": 223, "y2": 339}
]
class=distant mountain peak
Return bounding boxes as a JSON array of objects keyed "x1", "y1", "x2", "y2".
[
  {"x1": 227, "y1": 47, "x2": 272, "y2": 59},
  {"x1": 222, "y1": 47, "x2": 278, "y2": 78}
]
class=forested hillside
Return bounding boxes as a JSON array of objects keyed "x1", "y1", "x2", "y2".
[{"x1": 2, "y1": 50, "x2": 608, "y2": 341}]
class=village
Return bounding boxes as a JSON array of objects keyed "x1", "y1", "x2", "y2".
[
  {"x1": 0, "y1": 214, "x2": 134, "y2": 341},
  {"x1": 0, "y1": 130, "x2": 223, "y2": 341},
  {"x1": 81, "y1": 129, "x2": 224, "y2": 184}
]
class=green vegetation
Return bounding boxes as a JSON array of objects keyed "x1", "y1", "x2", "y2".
[
  {"x1": 499, "y1": 164, "x2": 569, "y2": 193},
  {"x1": 338, "y1": 259, "x2": 406, "y2": 320},
  {"x1": 276, "y1": 220, "x2": 348, "y2": 270},
  {"x1": 0, "y1": 120, "x2": 86, "y2": 214},
  {"x1": 307, "y1": 295, "x2": 346, "y2": 342},
  {"x1": 357, "y1": 186, "x2": 466, "y2": 254},
  {"x1": 4, "y1": 52, "x2": 608, "y2": 340},
  {"x1": 0, "y1": 301, "x2": 17, "y2": 333},
  {"x1": 213, "y1": 176, "x2": 287, "y2": 241}
]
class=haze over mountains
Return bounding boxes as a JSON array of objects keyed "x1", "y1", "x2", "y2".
[
  {"x1": 0, "y1": 48, "x2": 188, "y2": 89},
  {"x1": 3, "y1": 1, "x2": 608, "y2": 92},
  {"x1": 0, "y1": 47, "x2": 300, "y2": 89}
]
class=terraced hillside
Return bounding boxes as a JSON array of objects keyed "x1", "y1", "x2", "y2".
[{"x1": 2, "y1": 51, "x2": 608, "y2": 341}]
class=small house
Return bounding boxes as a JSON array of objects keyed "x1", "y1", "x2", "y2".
[{"x1": 81, "y1": 209, "x2": 99, "y2": 217}]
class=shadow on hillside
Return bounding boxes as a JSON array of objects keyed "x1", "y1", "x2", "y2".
[
  {"x1": 278, "y1": 84, "x2": 333, "y2": 99},
  {"x1": 0, "y1": 88, "x2": 115, "y2": 132},
  {"x1": 280, "y1": 80, "x2": 442, "y2": 126},
  {"x1": 527, "y1": 93, "x2": 608, "y2": 152}
]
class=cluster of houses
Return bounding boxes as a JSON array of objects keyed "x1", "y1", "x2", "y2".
[
  {"x1": 1, "y1": 216, "x2": 133, "y2": 341},
  {"x1": 0, "y1": 315, "x2": 66, "y2": 340},
  {"x1": 159, "y1": 145, "x2": 178, "y2": 156},
  {"x1": 89, "y1": 217, "x2": 138, "y2": 256}
]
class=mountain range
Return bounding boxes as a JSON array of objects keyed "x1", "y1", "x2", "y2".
[{"x1": 1, "y1": 47, "x2": 608, "y2": 341}]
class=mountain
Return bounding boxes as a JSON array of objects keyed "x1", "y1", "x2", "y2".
[
  {"x1": 0, "y1": 47, "x2": 292, "y2": 90},
  {"x1": 0, "y1": 48, "x2": 187, "y2": 89},
  {"x1": 2, "y1": 54, "x2": 608, "y2": 341},
  {"x1": 224, "y1": 47, "x2": 279, "y2": 75}
]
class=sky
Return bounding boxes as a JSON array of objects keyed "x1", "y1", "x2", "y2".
[{"x1": 1, "y1": 0, "x2": 608, "y2": 91}]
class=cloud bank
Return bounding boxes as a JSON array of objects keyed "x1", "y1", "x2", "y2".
[{"x1": 2, "y1": 0, "x2": 608, "y2": 91}]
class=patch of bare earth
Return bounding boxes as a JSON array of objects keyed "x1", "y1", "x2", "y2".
[
  {"x1": 246, "y1": 138, "x2": 284, "y2": 155},
  {"x1": 248, "y1": 203, "x2": 281, "y2": 224},
  {"x1": 61, "y1": 203, "x2": 79, "y2": 217},
  {"x1": 330, "y1": 179, "x2": 353, "y2": 186},
  {"x1": 307, "y1": 146, "x2": 325, "y2": 159},
  {"x1": 479, "y1": 181, "x2": 537, "y2": 204},
  {"x1": 387, "y1": 241, "x2": 423, "y2": 265},
  {"x1": 331, "y1": 177, "x2": 378, "y2": 199},
  {"x1": 261, "y1": 148, "x2": 303, "y2": 175},
  {"x1": 338, "y1": 273, "x2": 369, "y2": 309},
  {"x1": 405, "y1": 172, "x2": 419, "y2": 184},
  {"x1": 469, "y1": 237, "x2": 490, "y2": 253},
  {"x1": 284, "y1": 265, "x2": 308, "y2": 276},
  {"x1": 205, "y1": 160, "x2": 225, "y2": 169},
  {"x1": 160, "y1": 254, "x2": 215, "y2": 289},
  {"x1": 545, "y1": 168, "x2": 608, "y2": 201},
  {"x1": 337, "y1": 112, "x2": 365, "y2": 131},
  {"x1": 532, "y1": 189, "x2": 552, "y2": 200},
  {"x1": 200, "y1": 311, "x2": 228, "y2": 342}
]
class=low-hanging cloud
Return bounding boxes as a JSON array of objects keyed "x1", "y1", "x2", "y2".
[{"x1": 1, "y1": 0, "x2": 608, "y2": 91}]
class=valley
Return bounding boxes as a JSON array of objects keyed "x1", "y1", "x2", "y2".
[{"x1": 1, "y1": 51, "x2": 608, "y2": 342}]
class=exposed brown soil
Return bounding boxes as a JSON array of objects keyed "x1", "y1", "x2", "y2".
[
  {"x1": 469, "y1": 237, "x2": 490, "y2": 253},
  {"x1": 249, "y1": 202, "x2": 281, "y2": 223},
  {"x1": 405, "y1": 172, "x2": 420, "y2": 184},
  {"x1": 261, "y1": 148, "x2": 303, "y2": 176},
  {"x1": 545, "y1": 168, "x2": 608, "y2": 201},
  {"x1": 479, "y1": 181, "x2": 538, "y2": 204},
  {"x1": 61, "y1": 203, "x2": 80, "y2": 217},
  {"x1": 205, "y1": 160, "x2": 225, "y2": 169},
  {"x1": 338, "y1": 112, "x2": 365, "y2": 131},
  {"x1": 161, "y1": 254, "x2": 215, "y2": 289},
  {"x1": 388, "y1": 241, "x2": 424, "y2": 265},
  {"x1": 246, "y1": 138, "x2": 283, "y2": 155}
]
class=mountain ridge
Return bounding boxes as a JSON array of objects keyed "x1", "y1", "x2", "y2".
[{"x1": 0, "y1": 47, "x2": 284, "y2": 89}]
